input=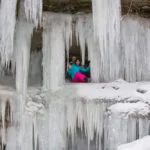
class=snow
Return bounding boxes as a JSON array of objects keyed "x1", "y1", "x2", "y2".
[
  {"x1": 118, "y1": 136, "x2": 150, "y2": 150},
  {"x1": 108, "y1": 102, "x2": 150, "y2": 117}
]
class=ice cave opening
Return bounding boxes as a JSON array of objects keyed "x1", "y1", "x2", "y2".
[{"x1": 0, "y1": 0, "x2": 150, "y2": 150}]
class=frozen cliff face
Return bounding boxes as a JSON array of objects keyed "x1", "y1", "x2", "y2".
[{"x1": 0, "y1": 81, "x2": 150, "y2": 150}]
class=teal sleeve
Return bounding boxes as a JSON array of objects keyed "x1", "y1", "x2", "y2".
[
  {"x1": 67, "y1": 69, "x2": 72, "y2": 76},
  {"x1": 79, "y1": 66, "x2": 90, "y2": 73}
]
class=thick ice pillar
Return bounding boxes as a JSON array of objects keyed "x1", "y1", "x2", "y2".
[
  {"x1": 92, "y1": 0, "x2": 121, "y2": 81},
  {"x1": 42, "y1": 13, "x2": 72, "y2": 91}
]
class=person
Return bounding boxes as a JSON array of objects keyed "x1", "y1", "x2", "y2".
[
  {"x1": 67, "y1": 59, "x2": 90, "y2": 83},
  {"x1": 70, "y1": 56, "x2": 77, "y2": 65},
  {"x1": 81, "y1": 60, "x2": 91, "y2": 78}
]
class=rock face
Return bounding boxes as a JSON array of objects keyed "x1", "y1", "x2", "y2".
[{"x1": 43, "y1": 0, "x2": 150, "y2": 17}]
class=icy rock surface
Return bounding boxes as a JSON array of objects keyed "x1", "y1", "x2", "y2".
[{"x1": 118, "y1": 136, "x2": 150, "y2": 150}]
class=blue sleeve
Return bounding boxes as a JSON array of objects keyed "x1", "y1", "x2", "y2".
[
  {"x1": 67, "y1": 68, "x2": 72, "y2": 76},
  {"x1": 79, "y1": 66, "x2": 90, "y2": 73}
]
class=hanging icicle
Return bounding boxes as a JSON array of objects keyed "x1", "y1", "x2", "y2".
[
  {"x1": 24, "y1": 0, "x2": 43, "y2": 27},
  {"x1": 92, "y1": 0, "x2": 121, "y2": 81},
  {"x1": 121, "y1": 16, "x2": 150, "y2": 82},
  {"x1": 0, "y1": 0, "x2": 17, "y2": 66}
]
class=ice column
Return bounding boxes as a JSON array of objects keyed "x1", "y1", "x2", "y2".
[
  {"x1": 24, "y1": 0, "x2": 43, "y2": 27},
  {"x1": 92, "y1": 0, "x2": 121, "y2": 81},
  {"x1": 0, "y1": 0, "x2": 17, "y2": 66},
  {"x1": 15, "y1": 19, "x2": 33, "y2": 149},
  {"x1": 121, "y1": 16, "x2": 150, "y2": 82},
  {"x1": 42, "y1": 13, "x2": 72, "y2": 90}
]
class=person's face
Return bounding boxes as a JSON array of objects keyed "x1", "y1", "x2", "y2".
[
  {"x1": 76, "y1": 60, "x2": 80, "y2": 65},
  {"x1": 72, "y1": 56, "x2": 76, "y2": 62}
]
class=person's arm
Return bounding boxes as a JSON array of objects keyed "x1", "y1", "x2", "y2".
[
  {"x1": 79, "y1": 66, "x2": 90, "y2": 73},
  {"x1": 67, "y1": 68, "x2": 72, "y2": 76}
]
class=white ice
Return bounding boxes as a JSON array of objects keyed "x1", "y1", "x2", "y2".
[
  {"x1": 24, "y1": 0, "x2": 43, "y2": 27},
  {"x1": 42, "y1": 13, "x2": 72, "y2": 90},
  {"x1": 0, "y1": 0, "x2": 17, "y2": 65}
]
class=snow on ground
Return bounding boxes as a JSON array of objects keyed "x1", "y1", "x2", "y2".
[
  {"x1": 108, "y1": 102, "x2": 150, "y2": 117},
  {"x1": 118, "y1": 136, "x2": 150, "y2": 150},
  {"x1": 1, "y1": 79, "x2": 150, "y2": 115},
  {"x1": 64, "y1": 79, "x2": 150, "y2": 103}
]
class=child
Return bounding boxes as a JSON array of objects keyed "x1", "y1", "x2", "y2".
[{"x1": 67, "y1": 59, "x2": 90, "y2": 83}]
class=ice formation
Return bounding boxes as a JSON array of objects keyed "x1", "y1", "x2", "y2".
[
  {"x1": 92, "y1": 0, "x2": 121, "y2": 81},
  {"x1": 24, "y1": 0, "x2": 43, "y2": 27},
  {"x1": 121, "y1": 16, "x2": 150, "y2": 82},
  {"x1": 15, "y1": 19, "x2": 34, "y2": 149},
  {"x1": 0, "y1": 0, "x2": 17, "y2": 66},
  {"x1": 42, "y1": 13, "x2": 72, "y2": 90}
]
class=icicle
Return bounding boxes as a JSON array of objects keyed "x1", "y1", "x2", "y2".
[
  {"x1": 75, "y1": 16, "x2": 86, "y2": 65},
  {"x1": 91, "y1": 0, "x2": 121, "y2": 81},
  {"x1": 24, "y1": 0, "x2": 43, "y2": 27},
  {"x1": 0, "y1": 0, "x2": 17, "y2": 65},
  {"x1": 42, "y1": 13, "x2": 72, "y2": 91},
  {"x1": 1, "y1": 101, "x2": 6, "y2": 150},
  {"x1": 121, "y1": 16, "x2": 150, "y2": 82}
]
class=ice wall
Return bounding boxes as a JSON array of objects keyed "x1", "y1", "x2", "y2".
[
  {"x1": 75, "y1": 14, "x2": 150, "y2": 83},
  {"x1": 42, "y1": 13, "x2": 72, "y2": 90},
  {"x1": 121, "y1": 16, "x2": 150, "y2": 82},
  {"x1": 0, "y1": 0, "x2": 17, "y2": 66},
  {"x1": 92, "y1": 0, "x2": 121, "y2": 81}
]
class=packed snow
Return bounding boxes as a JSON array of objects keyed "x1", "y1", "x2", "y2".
[{"x1": 118, "y1": 136, "x2": 150, "y2": 150}]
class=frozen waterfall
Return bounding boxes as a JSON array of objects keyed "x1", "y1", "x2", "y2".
[{"x1": 0, "y1": 0, "x2": 150, "y2": 150}]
